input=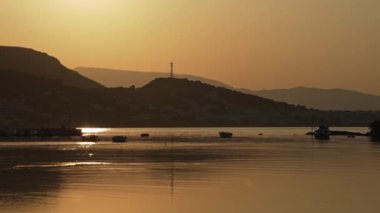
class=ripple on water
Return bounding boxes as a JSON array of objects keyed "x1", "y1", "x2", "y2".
[{"x1": 12, "y1": 162, "x2": 111, "y2": 169}]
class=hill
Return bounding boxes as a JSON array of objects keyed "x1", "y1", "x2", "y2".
[
  {"x1": 75, "y1": 67, "x2": 233, "y2": 89},
  {"x1": 0, "y1": 46, "x2": 103, "y2": 89},
  {"x1": 1, "y1": 46, "x2": 380, "y2": 127},
  {"x1": 76, "y1": 67, "x2": 380, "y2": 111},
  {"x1": 1, "y1": 69, "x2": 379, "y2": 127},
  {"x1": 241, "y1": 87, "x2": 380, "y2": 111}
]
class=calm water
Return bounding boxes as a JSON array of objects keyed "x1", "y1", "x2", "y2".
[{"x1": 1, "y1": 127, "x2": 380, "y2": 213}]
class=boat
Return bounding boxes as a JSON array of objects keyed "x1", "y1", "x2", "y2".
[
  {"x1": 141, "y1": 133, "x2": 150, "y2": 138},
  {"x1": 314, "y1": 125, "x2": 330, "y2": 140},
  {"x1": 82, "y1": 135, "x2": 100, "y2": 142},
  {"x1": 369, "y1": 121, "x2": 380, "y2": 142},
  {"x1": 219, "y1": 132, "x2": 233, "y2": 138},
  {"x1": 112, "y1": 135, "x2": 128, "y2": 143}
]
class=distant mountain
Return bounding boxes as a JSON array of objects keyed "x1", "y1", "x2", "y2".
[
  {"x1": 0, "y1": 46, "x2": 103, "y2": 89},
  {"x1": 240, "y1": 87, "x2": 380, "y2": 111},
  {"x1": 76, "y1": 67, "x2": 380, "y2": 111},
  {"x1": 75, "y1": 67, "x2": 233, "y2": 89}
]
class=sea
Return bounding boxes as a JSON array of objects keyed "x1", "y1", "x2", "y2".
[{"x1": 1, "y1": 127, "x2": 380, "y2": 213}]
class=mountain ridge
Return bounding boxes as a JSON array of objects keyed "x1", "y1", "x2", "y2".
[
  {"x1": 75, "y1": 66, "x2": 380, "y2": 111},
  {"x1": 75, "y1": 67, "x2": 233, "y2": 89},
  {"x1": 0, "y1": 46, "x2": 103, "y2": 89},
  {"x1": 241, "y1": 87, "x2": 380, "y2": 111},
  {"x1": 1, "y1": 69, "x2": 380, "y2": 127},
  {"x1": 1, "y1": 46, "x2": 380, "y2": 127}
]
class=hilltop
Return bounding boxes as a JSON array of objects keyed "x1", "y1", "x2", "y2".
[
  {"x1": 76, "y1": 67, "x2": 380, "y2": 111},
  {"x1": 0, "y1": 46, "x2": 103, "y2": 89},
  {"x1": 75, "y1": 67, "x2": 233, "y2": 89}
]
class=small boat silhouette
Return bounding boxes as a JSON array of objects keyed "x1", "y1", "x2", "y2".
[
  {"x1": 141, "y1": 133, "x2": 150, "y2": 138},
  {"x1": 219, "y1": 132, "x2": 233, "y2": 138},
  {"x1": 315, "y1": 125, "x2": 330, "y2": 140},
  {"x1": 112, "y1": 136, "x2": 128, "y2": 143}
]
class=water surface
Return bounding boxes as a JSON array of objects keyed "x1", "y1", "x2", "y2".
[{"x1": 1, "y1": 127, "x2": 380, "y2": 213}]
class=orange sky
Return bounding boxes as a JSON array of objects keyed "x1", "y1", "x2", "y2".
[{"x1": 1, "y1": 0, "x2": 379, "y2": 94}]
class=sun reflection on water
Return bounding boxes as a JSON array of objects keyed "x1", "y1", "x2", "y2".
[
  {"x1": 77, "y1": 142, "x2": 96, "y2": 149},
  {"x1": 78, "y1": 142, "x2": 96, "y2": 146},
  {"x1": 13, "y1": 162, "x2": 111, "y2": 169},
  {"x1": 60, "y1": 162, "x2": 111, "y2": 167},
  {"x1": 80, "y1": 128, "x2": 109, "y2": 134}
]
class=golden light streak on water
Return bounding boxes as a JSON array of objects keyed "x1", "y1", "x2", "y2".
[
  {"x1": 79, "y1": 128, "x2": 110, "y2": 134},
  {"x1": 77, "y1": 142, "x2": 96, "y2": 147}
]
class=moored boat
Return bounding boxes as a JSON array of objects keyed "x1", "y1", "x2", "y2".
[
  {"x1": 315, "y1": 125, "x2": 330, "y2": 140},
  {"x1": 219, "y1": 132, "x2": 233, "y2": 138},
  {"x1": 141, "y1": 133, "x2": 150, "y2": 138},
  {"x1": 112, "y1": 135, "x2": 128, "y2": 143}
]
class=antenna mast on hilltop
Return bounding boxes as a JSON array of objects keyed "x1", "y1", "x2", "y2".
[{"x1": 170, "y1": 62, "x2": 174, "y2": 78}]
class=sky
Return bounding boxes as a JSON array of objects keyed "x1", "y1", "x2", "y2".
[{"x1": 0, "y1": 0, "x2": 379, "y2": 94}]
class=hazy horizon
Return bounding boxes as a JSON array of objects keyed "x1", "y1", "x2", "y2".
[
  {"x1": 75, "y1": 66, "x2": 380, "y2": 96},
  {"x1": 1, "y1": 0, "x2": 379, "y2": 94}
]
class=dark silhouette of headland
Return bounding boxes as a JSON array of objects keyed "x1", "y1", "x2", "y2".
[
  {"x1": 0, "y1": 46, "x2": 103, "y2": 89},
  {"x1": 1, "y1": 46, "x2": 380, "y2": 129}
]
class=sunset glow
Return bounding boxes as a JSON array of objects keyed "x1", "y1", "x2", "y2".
[
  {"x1": 2, "y1": 1, "x2": 380, "y2": 213},
  {"x1": 0, "y1": 0, "x2": 379, "y2": 94},
  {"x1": 63, "y1": 0, "x2": 109, "y2": 9}
]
